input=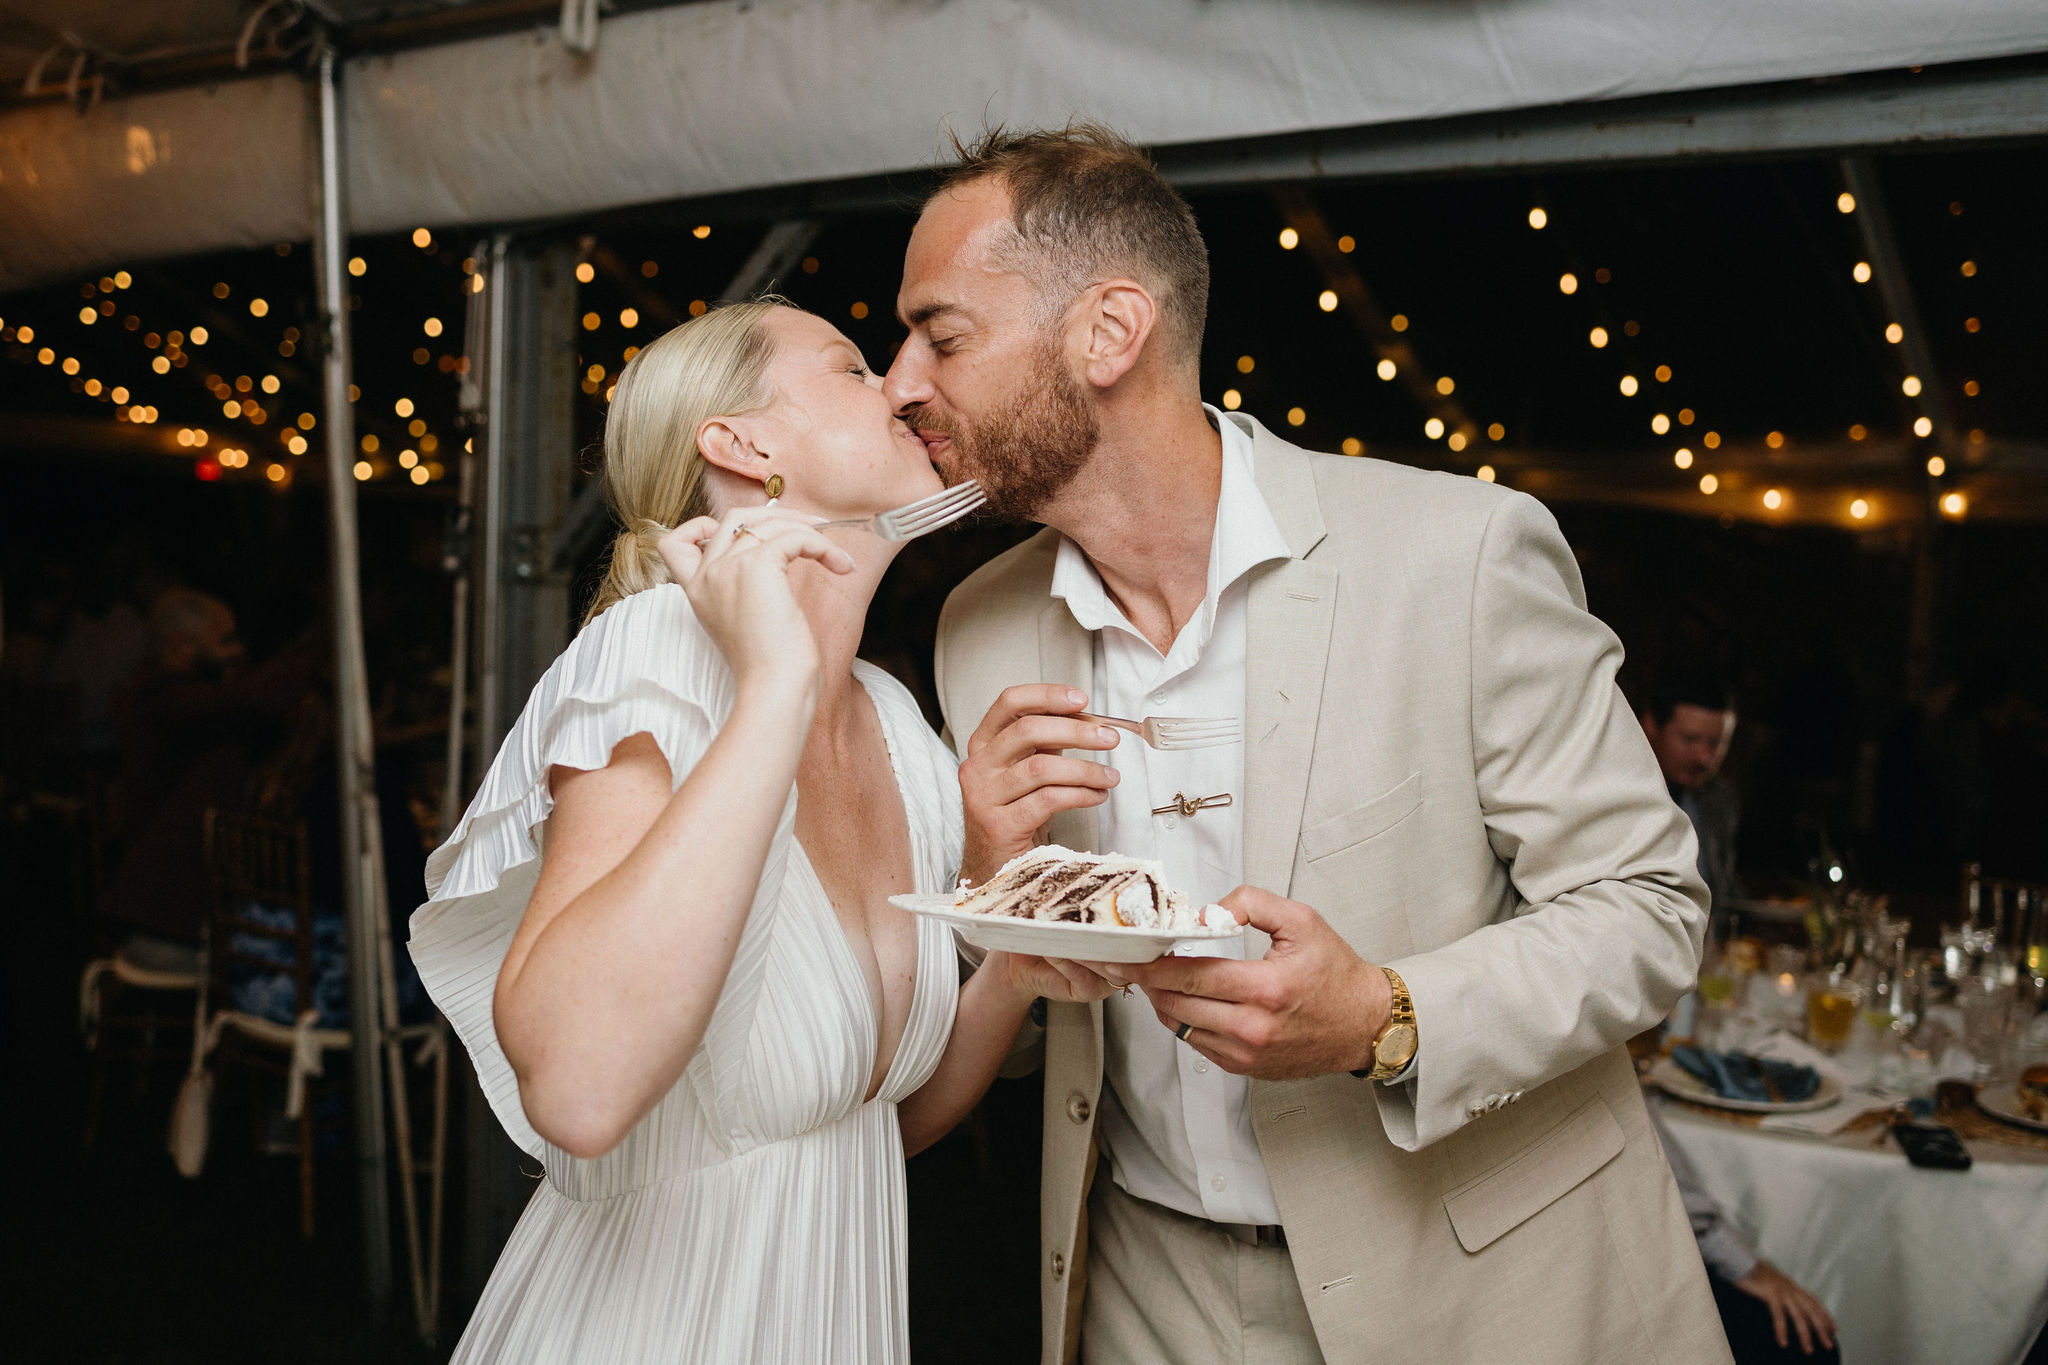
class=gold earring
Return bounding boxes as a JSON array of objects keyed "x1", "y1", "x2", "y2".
[{"x1": 764, "y1": 473, "x2": 784, "y2": 499}]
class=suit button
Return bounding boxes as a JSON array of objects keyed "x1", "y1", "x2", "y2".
[
  {"x1": 1067, "y1": 1093, "x2": 1091, "y2": 1124},
  {"x1": 1051, "y1": 1251, "x2": 1066, "y2": 1280},
  {"x1": 1467, "y1": 1102, "x2": 1486, "y2": 1118}
]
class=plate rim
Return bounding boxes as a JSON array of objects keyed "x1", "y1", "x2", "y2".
[
  {"x1": 1648, "y1": 1054, "x2": 1844, "y2": 1114},
  {"x1": 888, "y1": 892, "x2": 1243, "y2": 942},
  {"x1": 1975, "y1": 1083, "x2": 2048, "y2": 1133}
]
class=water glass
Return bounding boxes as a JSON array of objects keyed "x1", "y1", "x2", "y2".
[
  {"x1": 1954, "y1": 971, "x2": 2016, "y2": 1081},
  {"x1": 1807, "y1": 972, "x2": 1865, "y2": 1054}
]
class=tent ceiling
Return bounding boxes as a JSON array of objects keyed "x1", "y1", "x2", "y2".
[{"x1": 2, "y1": 0, "x2": 2046, "y2": 295}]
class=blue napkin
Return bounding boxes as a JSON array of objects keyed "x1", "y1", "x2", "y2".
[{"x1": 1671, "y1": 1045, "x2": 1821, "y2": 1103}]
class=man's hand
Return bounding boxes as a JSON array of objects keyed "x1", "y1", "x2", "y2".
[
  {"x1": 1733, "y1": 1262, "x2": 1837, "y2": 1356},
  {"x1": 1124, "y1": 886, "x2": 1391, "y2": 1080},
  {"x1": 958, "y1": 685, "x2": 1121, "y2": 886}
]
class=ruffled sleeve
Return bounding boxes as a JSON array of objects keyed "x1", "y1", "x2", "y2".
[{"x1": 407, "y1": 584, "x2": 788, "y2": 1157}]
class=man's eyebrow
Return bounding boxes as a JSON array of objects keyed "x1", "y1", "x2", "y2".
[{"x1": 903, "y1": 300, "x2": 966, "y2": 328}]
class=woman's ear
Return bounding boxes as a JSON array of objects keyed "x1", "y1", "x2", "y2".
[{"x1": 697, "y1": 418, "x2": 769, "y2": 485}]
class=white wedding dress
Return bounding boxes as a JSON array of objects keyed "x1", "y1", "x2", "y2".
[{"x1": 409, "y1": 583, "x2": 963, "y2": 1363}]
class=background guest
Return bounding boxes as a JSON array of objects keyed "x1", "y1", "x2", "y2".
[{"x1": 1642, "y1": 672, "x2": 1745, "y2": 909}]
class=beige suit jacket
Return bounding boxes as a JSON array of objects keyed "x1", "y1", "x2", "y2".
[{"x1": 933, "y1": 417, "x2": 1732, "y2": 1365}]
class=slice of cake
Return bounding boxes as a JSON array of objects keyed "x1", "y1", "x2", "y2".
[{"x1": 955, "y1": 845, "x2": 1235, "y2": 933}]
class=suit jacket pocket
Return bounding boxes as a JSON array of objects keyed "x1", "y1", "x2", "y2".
[
  {"x1": 1440, "y1": 1095, "x2": 1625, "y2": 1253},
  {"x1": 1301, "y1": 772, "x2": 1423, "y2": 863}
]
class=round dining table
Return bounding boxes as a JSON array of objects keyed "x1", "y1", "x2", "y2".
[{"x1": 1653, "y1": 1094, "x2": 2048, "y2": 1365}]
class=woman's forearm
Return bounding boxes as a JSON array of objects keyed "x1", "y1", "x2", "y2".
[
  {"x1": 498, "y1": 669, "x2": 815, "y2": 1156},
  {"x1": 899, "y1": 952, "x2": 1036, "y2": 1157}
]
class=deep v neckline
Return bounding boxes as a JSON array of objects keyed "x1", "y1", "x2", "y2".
[{"x1": 791, "y1": 663, "x2": 929, "y2": 1106}]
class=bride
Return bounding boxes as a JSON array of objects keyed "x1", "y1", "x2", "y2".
[{"x1": 409, "y1": 299, "x2": 1114, "y2": 1362}]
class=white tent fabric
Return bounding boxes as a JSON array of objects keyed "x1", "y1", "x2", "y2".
[{"x1": 4, "y1": 0, "x2": 2048, "y2": 290}]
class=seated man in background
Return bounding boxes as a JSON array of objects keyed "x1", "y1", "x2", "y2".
[
  {"x1": 1641, "y1": 673, "x2": 1745, "y2": 910},
  {"x1": 1655, "y1": 1108, "x2": 1840, "y2": 1362},
  {"x1": 101, "y1": 588, "x2": 315, "y2": 969}
]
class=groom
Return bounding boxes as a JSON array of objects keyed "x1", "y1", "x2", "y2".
[{"x1": 887, "y1": 125, "x2": 1731, "y2": 1365}]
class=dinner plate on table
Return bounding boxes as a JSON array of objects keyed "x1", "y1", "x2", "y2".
[
  {"x1": 1648, "y1": 1055, "x2": 1843, "y2": 1114},
  {"x1": 1975, "y1": 1083, "x2": 2048, "y2": 1134},
  {"x1": 889, "y1": 894, "x2": 1243, "y2": 964}
]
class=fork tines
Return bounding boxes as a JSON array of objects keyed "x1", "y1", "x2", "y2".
[{"x1": 881, "y1": 480, "x2": 985, "y2": 538}]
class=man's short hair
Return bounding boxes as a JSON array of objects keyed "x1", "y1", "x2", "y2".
[
  {"x1": 1643, "y1": 673, "x2": 1733, "y2": 725},
  {"x1": 932, "y1": 121, "x2": 1210, "y2": 363}
]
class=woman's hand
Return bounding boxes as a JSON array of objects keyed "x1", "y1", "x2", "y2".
[
  {"x1": 994, "y1": 951, "x2": 1124, "y2": 1007},
  {"x1": 656, "y1": 506, "x2": 855, "y2": 692}
]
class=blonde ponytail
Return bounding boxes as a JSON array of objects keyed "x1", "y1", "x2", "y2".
[{"x1": 581, "y1": 298, "x2": 792, "y2": 625}]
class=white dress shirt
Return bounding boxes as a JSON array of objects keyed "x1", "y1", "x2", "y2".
[{"x1": 1049, "y1": 407, "x2": 1290, "y2": 1225}]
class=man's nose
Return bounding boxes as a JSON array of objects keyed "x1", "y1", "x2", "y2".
[{"x1": 882, "y1": 344, "x2": 930, "y2": 418}]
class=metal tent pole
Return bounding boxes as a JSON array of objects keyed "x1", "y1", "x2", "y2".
[{"x1": 312, "y1": 40, "x2": 393, "y2": 1322}]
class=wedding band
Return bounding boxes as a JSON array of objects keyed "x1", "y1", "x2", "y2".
[
  {"x1": 1174, "y1": 1021, "x2": 1195, "y2": 1043},
  {"x1": 732, "y1": 525, "x2": 763, "y2": 544}
]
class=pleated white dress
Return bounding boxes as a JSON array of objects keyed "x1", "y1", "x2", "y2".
[{"x1": 408, "y1": 583, "x2": 963, "y2": 1363}]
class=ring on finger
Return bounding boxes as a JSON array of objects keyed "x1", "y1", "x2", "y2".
[
  {"x1": 1174, "y1": 1020, "x2": 1195, "y2": 1043},
  {"x1": 732, "y1": 524, "x2": 764, "y2": 544}
]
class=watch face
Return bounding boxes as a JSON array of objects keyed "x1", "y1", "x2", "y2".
[{"x1": 1378, "y1": 1023, "x2": 1418, "y2": 1070}]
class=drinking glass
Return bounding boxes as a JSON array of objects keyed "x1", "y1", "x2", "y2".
[
  {"x1": 1806, "y1": 971, "x2": 1865, "y2": 1054},
  {"x1": 1954, "y1": 970, "x2": 2016, "y2": 1081}
]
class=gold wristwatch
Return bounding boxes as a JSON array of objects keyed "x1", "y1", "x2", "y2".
[{"x1": 1359, "y1": 966, "x2": 1417, "y2": 1081}]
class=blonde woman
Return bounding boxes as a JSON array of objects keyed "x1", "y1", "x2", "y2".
[{"x1": 409, "y1": 300, "x2": 1116, "y2": 1362}]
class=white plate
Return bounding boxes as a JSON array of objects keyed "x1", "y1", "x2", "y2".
[
  {"x1": 889, "y1": 893, "x2": 1243, "y2": 964},
  {"x1": 1976, "y1": 1083, "x2": 2048, "y2": 1134},
  {"x1": 1648, "y1": 1055, "x2": 1843, "y2": 1114}
]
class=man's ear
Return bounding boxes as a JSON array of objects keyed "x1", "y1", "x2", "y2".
[
  {"x1": 1077, "y1": 280, "x2": 1158, "y2": 390},
  {"x1": 697, "y1": 418, "x2": 768, "y2": 484}
]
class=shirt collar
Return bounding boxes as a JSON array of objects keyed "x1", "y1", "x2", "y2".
[{"x1": 1050, "y1": 405, "x2": 1292, "y2": 637}]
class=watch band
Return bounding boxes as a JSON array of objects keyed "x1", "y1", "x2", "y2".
[{"x1": 1352, "y1": 966, "x2": 1417, "y2": 1081}]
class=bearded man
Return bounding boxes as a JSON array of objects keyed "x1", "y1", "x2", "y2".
[{"x1": 885, "y1": 124, "x2": 1732, "y2": 1365}]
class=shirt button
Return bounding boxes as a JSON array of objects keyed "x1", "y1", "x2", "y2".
[
  {"x1": 1162, "y1": 814, "x2": 1179, "y2": 830},
  {"x1": 1066, "y1": 1093, "x2": 1091, "y2": 1124},
  {"x1": 1211, "y1": 1176, "x2": 1226, "y2": 1193},
  {"x1": 1149, "y1": 690, "x2": 1167, "y2": 707},
  {"x1": 1051, "y1": 1251, "x2": 1065, "y2": 1280},
  {"x1": 1194, "y1": 1059, "x2": 1210, "y2": 1074}
]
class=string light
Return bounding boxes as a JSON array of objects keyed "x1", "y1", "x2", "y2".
[
  {"x1": 1655, "y1": 365, "x2": 1672, "y2": 383},
  {"x1": 1447, "y1": 432, "x2": 1467, "y2": 452},
  {"x1": 1765, "y1": 431, "x2": 1785, "y2": 449},
  {"x1": 1336, "y1": 236, "x2": 1355, "y2": 253},
  {"x1": 1435, "y1": 376, "x2": 1454, "y2": 395},
  {"x1": 1221, "y1": 389, "x2": 1242, "y2": 410},
  {"x1": 1837, "y1": 192, "x2": 1856, "y2": 214},
  {"x1": 1278, "y1": 228, "x2": 1299, "y2": 249},
  {"x1": 1926, "y1": 455, "x2": 1946, "y2": 476},
  {"x1": 1389, "y1": 314, "x2": 1409, "y2": 332},
  {"x1": 1852, "y1": 261, "x2": 1872, "y2": 283},
  {"x1": 692, "y1": 225, "x2": 711, "y2": 239},
  {"x1": 1849, "y1": 424, "x2": 1868, "y2": 441},
  {"x1": 410, "y1": 465, "x2": 430, "y2": 485},
  {"x1": 1287, "y1": 407, "x2": 1307, "y2": 427},
  {"x1": 190, "y1": 327, "x2": 207, "y2": 344},
  {"x1": 1699, "y1": 473, "x2": 1718, "y2": 495},
  {"x1": 1901, "y1": 375, "x2": 1921, "y2": 396},
  {"x1": 1674, "y1": 448, "x2": 1694, "y2": 469},
  {"x1": 849, "y1": 303, "x2": 868, "y2": 320},
  {"x1": 395, "y1": 397, "x2": 414, "y2": 417},
  {"x1": 1424, "y1": 417, "x2": 1445, "y2": 440},
  {"x1": 248, "y1": 298, "x2": 268, "y2": 317},
  {"x1": 1589, "y1": 327, "x2": 1609, "y2": 348},
  {"x1": 354, "y1": 460, "x2": 373, "y2": 480},
  {"x1": 1885, "y1": 323, "x2": 1903, "y2": 343},
  {"x1": 1236, "y1": 355, "x2": 1255, "y2": 374},
  {"x1": 1487, "y1": 423, "x2": 1505, "y2": 441},
  {"x1": 1341, "y1": 438, "x2": 1363, "y2": 455},
  {"x1": 1850, "y1": 498, "x2": 1870, "y2": 519},
  {"x1": 1528, "y1": 207, "x2": 1548, "y2": 229},
  {"x1": 348, "y1": 257, "x2": 367, "y2": 277},
  {"x1": 1762, "y1": 489, "x2": 1784, "y2": 510},
  {"x1": 1914, "y1": 416, "x2": 1934, "y2": 437},
  {"x1": 582, "y1": 312, "x2": 601, "y2": 331},
  {"x1": 1619, "y1": 375, "x2": 1638, "y2": 396},
  {"x1": 1476, "y1": 465, "x2": 1496, "y2": 482},
  {"x1": 1376, "y1": 358, "x2": 1396, "y2": 381},
  {"x1": 1941, "y1": 492, "x2": 1967, "y2": 517},
  {"x1": 424, "y1": 317, "x2": 444, "y2": 337},
  {"x1": 1317, "y1": 290, "x2": 1338, "y2": 312},
  {"x1": 575, "y1": 262, "x2": 596, "y2": 284},
  {"x1": 1558, "y1": 273, "x2": 1578, "y2": 295},
  {"x1": 412, "y1": 228, "x2": 433, "y2": 249},
  {"x1": 1652, "y1": 414, "x2": 1670, "y2": 435},
  {"x1": 1960, "y1": 260, "x2": 1977, "y2": 277}
]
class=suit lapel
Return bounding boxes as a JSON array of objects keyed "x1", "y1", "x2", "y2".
[
  {"x1": 1037, "y1": 597, "x2": 1101, "y2": 855},
  {"x1": 1242, "y1": 423, "x2": 1337, "y2": 909}
]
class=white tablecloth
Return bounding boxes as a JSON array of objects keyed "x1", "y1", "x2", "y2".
[{"x1": 1655, "y1": 1097, "x2": 2048, "y2": 1365}]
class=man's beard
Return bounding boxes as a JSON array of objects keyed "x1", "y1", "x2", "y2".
[{"x1": 911, "y1": 335, "x2": 1098, "y2": 524}]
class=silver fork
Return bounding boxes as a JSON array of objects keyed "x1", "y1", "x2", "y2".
[
  {"x1": 813, "y1": 480, "x2": 986, "y2": 541},
  {"x1": 1076, "y1": 711, "x2": 1243, "y2": 751}
]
